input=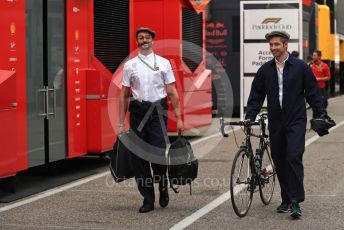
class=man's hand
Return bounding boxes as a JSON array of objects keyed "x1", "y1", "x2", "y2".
[
  {"x1": 166, "y1": 83, "x2": 183, "y2": 134},
  {"x1": 177, "y1": 118, "x2": 184, "y2": 134},
  {"x1": 118, "y1": 123, "x2": 126, "y2": 134},
  {"x1": 243, "y1": 119, "x2": 252, "y2": 135},
  {"x1": 119, "y1": 86, "x2": 130, "y2": 134},
  {"x1": 244, "y1": 126, "x2": 248, "y2": 134}
]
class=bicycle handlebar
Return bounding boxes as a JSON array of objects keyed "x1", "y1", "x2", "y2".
[
  {"x1": 220, "y1": 112, "x2": 269, "y2": 138},
  {"x1": 227, "y1": 121, "x2": 260, "y2": 126},
  {"x1": 220, "y1": 118, "x2": 259, "y2": 137}
]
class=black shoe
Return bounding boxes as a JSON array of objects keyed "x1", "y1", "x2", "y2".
[
  {"x1": 290, "y1": 200, "x2": 302, "y2": 218},
  {"x1": 159, "y1": 188, "x2": 169, "y2": 208},
  {"x1": 139, "y1": 203, "x2": 154, "y2": 213},
  {"x1": 276, "y1": 203, "x2": 290, "y2": 213}
]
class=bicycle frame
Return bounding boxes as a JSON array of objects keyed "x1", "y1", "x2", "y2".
[
  {"x1": 222, "y1": 113, "x2": 276, "y2": 217},
  {"x1": 232, "y1": 115, "x2": 270, "y2": 190}
]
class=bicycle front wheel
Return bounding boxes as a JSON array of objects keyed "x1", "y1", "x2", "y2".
[
  {"x1": 259, "y1": 141, "x2": 276, "y2": 205},
  {"x1": 230, "y1": 148, "x2": 253, "y2": 217}
]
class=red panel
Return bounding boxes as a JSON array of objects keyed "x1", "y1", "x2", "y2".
[
  {"x1": 85, "y1": 69, "x2": 116, "y2": 153},
  {"x1": 86, "y1": 1, "x2": 134, "y2": 153},
  {"x1": 183, "y1": 68, "x2": 211, "y2": 91},
  {"x1": 303, "y1": 0, "x2": 312, "y2": 7},
  {"x1": 132, "y1": 0, "x2": 211, "y2": 133},
  {"x1": 0, "y1": 108, "x2": 17, "y2": 178},
  {"x1": 86, "y1": 99, "x2": 117, "y2": 153},
  {"x1": 0, "y1": 70, "x2": 16, "y2": 108},
  {"x1": 0, "y1": 70, "x2": 17, "y2": 178},
  {"x1": 0, "y1": 0, "x2": 27, "y2": 177},
  {"x1": 66, "y1": 0, "x2": 89, "y2": 158},
  {"x1": 183, "y1": 90, "x2": 212, "y2": 129},
  {"x1": 132, "y1": 0, "x2": 164, "y2": 55}
]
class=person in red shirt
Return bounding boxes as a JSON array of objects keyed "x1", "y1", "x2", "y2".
[{"x1": 311, "y1": 50, "x2": 331, "y2": 117}]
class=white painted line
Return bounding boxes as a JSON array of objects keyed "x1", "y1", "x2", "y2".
[
  {"x1": 0, "y1": 172, "x2": 109, "y2": 213},
  {"x1": 170, "y1": 191, "x2": 231, "y2": 230},
  {"x1": 170, "y1": 119, "x2": 344, "y2": 230},
  {"x1": 190, "y1": 132, "x2": 221, "y2": 145},
  {"x1": 307, "y1": 194, "x2": 336, "y2": 197},
  {"x1": 305, "y1": 120, "x2": 344, "y2": 147}
]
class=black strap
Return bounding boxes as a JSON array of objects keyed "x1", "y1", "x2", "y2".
[
  {"x1": 136, "y1": 99, "x2": 169, "y2": 146},
  {"x1": 155, "y1": 102, "x2": 170, "y2": 145},
  {"x1": 109, "y1": 138, "x2": 121, "y2": 181},
  {"x1": 137, "y1": 104, "x2": 155, "y2": 132},
  {"x1": 169, "y1": 183, "x2": 193, "y2": 195},
  {"x1": 170, "y1": 184, "x2": 179, "y2": 193}
]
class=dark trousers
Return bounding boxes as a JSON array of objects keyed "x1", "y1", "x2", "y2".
[
  {"x1": 129, "y1": 99, "x2": 168, "y2": 205},
  {"x1": 312, "y1": 88, "x2": 328, "y2": 118},
  {"x1": 269, "y1": 123, "x2": 306, "y2": 203}
]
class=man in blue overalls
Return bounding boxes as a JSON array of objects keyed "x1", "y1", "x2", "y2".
[{"x1": 245, "y1": 31, "x2": 327, "y2": 218}]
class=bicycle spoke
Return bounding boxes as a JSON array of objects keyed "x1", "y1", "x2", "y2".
[
  {"x1": 259, "y1": 145, "x2": 276, "y2": 205},
  {"x1": 230, "y1": 149, "x2": 253, "y2": 217}
]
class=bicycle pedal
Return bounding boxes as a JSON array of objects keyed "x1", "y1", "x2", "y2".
[{"x1": 247, "y1": 185, "x2": 258, "y2": 192}]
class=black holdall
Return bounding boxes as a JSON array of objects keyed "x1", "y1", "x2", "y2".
[
  {"x1": 109, "y1": 132, "x2": 134, "y2": 182},
  {"x1": 167, "y1": 134, "x2": 198, "y2": 195},
  {"x1": 310, "y1": 114, "x2": 336, "y2": 137}
]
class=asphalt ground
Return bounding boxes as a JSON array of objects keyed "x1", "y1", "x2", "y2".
[{"x1": 0, "y1": 96, "x2": 343, "y2": 229}]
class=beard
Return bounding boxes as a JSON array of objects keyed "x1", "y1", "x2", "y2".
[{"x1": 138, "y1": 42, "x2": 152, "y2": 51}]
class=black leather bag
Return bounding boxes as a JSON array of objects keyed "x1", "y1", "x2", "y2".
[
  {"x1": 310, "y1": 114, "x2": 336, "y2": 136},
  {"x1": 109, "y1": 132, "x2": 134, "y2": 182},
  {"x1": 167, "y1": 135, "x2": 198, "y2": 194}
]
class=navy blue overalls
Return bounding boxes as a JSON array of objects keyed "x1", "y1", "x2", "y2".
[
  {"x1": 129, "y1": 98, "x2": 169, "y2": 205},
  {"x1": 245, "y1": 54, "x2": 326, "y2": 203}
]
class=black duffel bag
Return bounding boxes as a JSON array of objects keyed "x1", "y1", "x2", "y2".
[
  {"x1": 310, "y1": 114, "x2": 336, "y2": 136},
  {"x1": 167, "y1": 135, "x2": 198, "y2": 194},
  {"x1": 109, "y1": 132, "x2": 134, "y2": 182}
]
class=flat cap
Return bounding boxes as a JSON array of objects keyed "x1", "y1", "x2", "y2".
[
  {"x1": 265, "y1": 30, "x2": 290, "y2": 40},
  {"x1": 136, "y1": 27, "x2": 156, "y2": 39}
]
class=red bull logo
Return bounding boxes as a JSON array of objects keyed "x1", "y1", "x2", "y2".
[{"x1": 206, "y1": 21, "x2": 228, "y2": 37}]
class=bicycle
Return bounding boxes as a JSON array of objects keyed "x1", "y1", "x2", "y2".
[{"x1": 220, "y1": 113, "x2": 276, "y2": 217}]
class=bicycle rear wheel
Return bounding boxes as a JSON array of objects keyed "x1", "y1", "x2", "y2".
[
  {"x1": 259, "y1": 141, "x2": 276, "y2": 205},
  {"x1": 230, "y1": 148, "x2": 253, "y2": 217}
]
